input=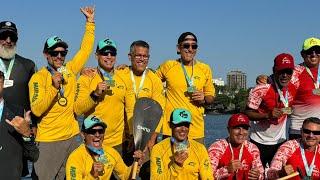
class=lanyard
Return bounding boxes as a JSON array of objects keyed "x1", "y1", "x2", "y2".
[
  {"x1": 0, "y1": 100, "x2": 4, "y2": 122},
  {"x1": 229, "y1": 143, "x2": 244, "y2": 161},
  {"x1": 300, "y1": 143, "x2": 318, "y2": 177},
  {"x1": 99, "y1": 67, "x2": 113, "y2": 80},
  {"x1": 180, "y1": 60, "x2": 194, "y2": 87},
  {"x1": 130, "y1": 68, "x2": 147, "y2": 98},
  {"x1": 304, "y1": 63, "x2": 320, "y2": 89},
  {"x1": 274, "y1": 78, "x2": 289, "y2": 107},
  {"x1": 47, "y1": 64, "x2": 64, "y2": 97},
  {"x1": 0, "y1": 58, "x2": 15, "y2": 80}
]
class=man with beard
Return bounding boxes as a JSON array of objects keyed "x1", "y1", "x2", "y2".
[
  {"x1": 66, "y1": 115, "x2": 144, "y2": 180},
  {"x1": 29, "y1": 6, "x2": 95, "y2": 180},
  {"x1": 289, "y1": 37, "x2": 320, "y2": 140},
  {"x1": 0, "y1": 21, "x2": 36, "y2": 177},
  {"x1": 208, "y1": 113, "x2": 263, "y2": 180},
  {"x1": 156, "y1": 32, "x2": 215, "y2": 144},
  {"x1": 267, "y1": 117, "x2": 320, "y2": 179},
  {"x1": 245, "y1": 53, "x2": 296, "y2": 167}
]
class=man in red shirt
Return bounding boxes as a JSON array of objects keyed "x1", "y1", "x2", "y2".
[
  {"x1": 289, "y1": 37, "x2": 320, "y2": 139},
  {"x1": 267, "y1": 117, "x2": 320, "y2": 179},
  {"x1": 245, "y1": 53, "x2": 296, "y2": 167},
  {"x1": 208, "y1": 113, "x2": 264, "y2": 180}
]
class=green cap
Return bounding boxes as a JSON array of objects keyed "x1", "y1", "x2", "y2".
[
  {"x1": 171, "y1": 108, "x2": 191, "y2": 125},
  {"x1": 302, "y1": 37, "x2": 320, "y2": 51},
  {"x1": 44, "y1": 36, "x2": 68, "y2": 51},
  {"x1": 97, "y1": 38, "x2": 117, "y2": 52},
  {"x1": 81, "y1": 115, "x2": 107, "y2": 131}
]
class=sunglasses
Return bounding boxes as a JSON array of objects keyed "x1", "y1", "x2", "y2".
[
  {"x1": 99, "y1": 51, "x2": 117, "y2": 56},
  {"x1": 303, "y1": 128, "x2": 320, "y2": 135},
  {"x1": 304, "y1": 48, "x2": 320, "y2": 55},
  {"x1": 232, "y1": 125, "x2": 250, "y2": 130},
  {"x1": 0, "y1": 32, "x2": 18, "y2": 42},
  {"x1": 278, "y1": 69, "x2": 293, "y2": 75},
  {"x1": 85, "y1": 128, "x2": 105, "y2": 135},
  {"x1": 48, "y1": 50, "x2": 68, "y2": 57},
  {"x1": 181, "y1": 43, "x2": 198, "y2": 50}
]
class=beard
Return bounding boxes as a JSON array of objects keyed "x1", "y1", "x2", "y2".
[{"x1": 0, "y1": 44, "x2": 16, "y2": 59}]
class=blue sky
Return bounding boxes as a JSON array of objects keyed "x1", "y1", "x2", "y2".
[{"x1": 1, "y1": 1, "x2": 319, "y2": 87}]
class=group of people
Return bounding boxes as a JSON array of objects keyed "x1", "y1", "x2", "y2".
[{"x1": 2, "y1": 4, "x2": 320, "y2": 180}]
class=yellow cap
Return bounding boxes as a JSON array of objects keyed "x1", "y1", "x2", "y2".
[{"x1": 302, "y1": 37, "x2": 320, "y2": 51}]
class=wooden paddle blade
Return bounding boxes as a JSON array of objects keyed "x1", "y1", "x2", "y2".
[{"x1": 132, "y1": 97, "x2": 163, "y2": 150}]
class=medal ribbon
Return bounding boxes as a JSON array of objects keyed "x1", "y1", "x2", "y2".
[
  {"x1": 130, "y1": 68, "x2": 147, "y2": 98},
  {"x1": 304, "y1": 64, "x2": 320, "y2": 89},
  {"x1": 99, "y1": 67, "x2": 113, "y2": 81},
  {"x1": 300, "y1": 143, "x2": 317, "y2": 177},
  {"x1": 274, "y1": 78, "x2": 289, "y2": 107},
  {"x1": 47, "y1": 64, "x2": 64, "y2": 97},
  {"x1": 180, "y1": 60, "x2": 194, "y2": 87},
  {"x1": 0, "y1": 58, "x2": 15, "y2": 80},
  {"x1": 229, "y1": 143, "x2": 244, "y2": 161}
]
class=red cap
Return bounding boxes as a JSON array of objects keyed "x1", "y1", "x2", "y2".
[
  {"x1": 273, "y1": 53, "x2": 295, "y2": 72},
  {"x1": 228, "y1": 113, "x2": 250, "y2": 127}
]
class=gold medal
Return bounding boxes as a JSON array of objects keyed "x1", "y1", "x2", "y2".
[
  {"x1": 187, "y1": 86, "x2": 196, "y2": 93},
  {"x1": 313, "y1": 88, "x2": 320, "y2": 96},
  {"x1": 282, "y1": 107, "x2": 292, "y2": 115},
  {"x1": 105, "y1": 80, "x2": 115, "y2": 87},
  {"x1": 58, "y1": 97, "x2": 67, "y2": 106}
]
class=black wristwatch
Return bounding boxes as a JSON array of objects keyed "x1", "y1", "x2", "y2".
[{"x1": 90, "y1": 91, "x2": 100, "y2": 102}]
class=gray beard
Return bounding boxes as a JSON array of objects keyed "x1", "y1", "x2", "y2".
[{"x1": 0, "y1": 44, "x2": 16, "y2": 59}]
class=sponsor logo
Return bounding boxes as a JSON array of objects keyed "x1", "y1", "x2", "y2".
[
  {"x1": 70, "y1": 166, "x2": 76, "y2": 180},
  {"x1": 156, "y1": 157, "x2": 162, "y2": 174},
  {"x1": 32, "y1": 82, "x2": 39, "y2": 103},
  {"x1": 137, "y1": 125, "x2": 150, "y2": 133}
]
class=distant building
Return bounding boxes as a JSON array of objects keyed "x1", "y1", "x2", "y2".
[
  {"x1": 227, "y1": 70, "x2": 247, "y2": 90},
  {"x1": 213, "y1": 78, "x2": 225, "y2": 86}
]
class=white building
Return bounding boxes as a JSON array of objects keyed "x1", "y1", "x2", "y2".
[{"x1": 213, "y1": 78, "x2": 225, "y2": 86}]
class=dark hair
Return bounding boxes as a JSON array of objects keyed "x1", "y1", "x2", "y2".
[
  {"x1": 302, "y1": 117, "x2": 320, "y2": 128},
  {"x1": 129, "y1": 40, "x2": 149, "y2": 54}
]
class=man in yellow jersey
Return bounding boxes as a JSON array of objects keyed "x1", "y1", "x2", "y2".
[
  {"x1": 28, "y1": 6, "x2": 95, "y2": 180},
  {"x1": 74, "y1": 38, "x2": 135, "y2": 154},
  {"x1": 66, "y1": 115, "x2": 144, "y2": 180},
  {"x1": 150, "y1": 108, "x2": 213, "y2": 179},
  {"x1": 156, "y1": 32, "x2": 215, "y2": 143},
  {"x1": 117, "y1": 40, "x2": 165, "y2": 179}
]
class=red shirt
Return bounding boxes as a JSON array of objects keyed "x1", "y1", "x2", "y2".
[
  {"x1": 208, "y1": 139, "x2": 264, "y2": 180},
  {"x1": 268, "y1": 139, "x2": 320, "y2": 179}
]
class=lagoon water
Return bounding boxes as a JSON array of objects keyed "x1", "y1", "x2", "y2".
[{"x1": 23, "y1": 114, "x2": 229, "y2": 179}]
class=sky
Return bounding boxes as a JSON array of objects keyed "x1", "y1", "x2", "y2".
[{"x1": 1, "y1": 1, "x2": 319, "y2": 87}]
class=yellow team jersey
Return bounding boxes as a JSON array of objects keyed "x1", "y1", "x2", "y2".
[
  {"x1": 117, "y1": 67, "x2": 165, "y2": 133},
  {"x1": 66, "y1": 144, "x2": 132, "y2": 180},
  {"x1": 156, "y1": 59, "x2": 215, "y2": 139},
  {"x1": 150, "y1": 138, "x2": 214, "y2": 180},
  {"x1": 74, "y1": 70, "x2": 135, "y2": 147},
  {"x1": 29, "y1": 22, "x2": 95, "y2": 142}
]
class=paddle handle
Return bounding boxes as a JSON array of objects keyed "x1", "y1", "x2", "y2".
[
  {"x1": 276, "y1": 171, "x2": 299, "y2": 180},
  {"x1": 131, "y1": 161, "x2": 139, "y2": 179}
]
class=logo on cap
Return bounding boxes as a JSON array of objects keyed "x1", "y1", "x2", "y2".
[
  {"x1": 179, "y1": 111, "x2": 188, "y2": 118},
  {"x1": 282, "y1": 57, "x2": 291, "y2": 64},
  {"x1": 5, "y1": 22, "x2": 11, "y2": 27}
]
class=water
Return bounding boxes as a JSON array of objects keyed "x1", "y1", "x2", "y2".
[{"x1": 22, "y1": 114, "x2": 229, "y2": 179}]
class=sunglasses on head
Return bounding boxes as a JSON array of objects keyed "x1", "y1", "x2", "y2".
[
  {"x1": 48, "y1": 50, "x2": 68, "y2": 57},
  {"x1": 85, "y1": 128, "x2": 105, "y2": 135},
  {"x1": 304, "y1": 48, "x2": 320, "y2": 55},
  {"x1": 181, "y1": 43, "x2": 198, "y2": 50},
  {"x1": 303, "y1": 128, "x2": 320, "y2": 135},
  {"x1": 0, "y1": 32, "x2": 18, "y2": 42},
  {"x1": 99, "y1": 51, "x2": 117, "y2": 56}
]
